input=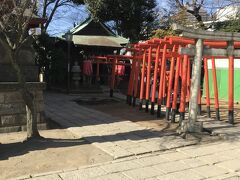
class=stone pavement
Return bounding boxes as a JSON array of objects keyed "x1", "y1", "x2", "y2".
[
  {"x1": 44, "y1": 92, "x2": 197, "y2": 159},
  {"x1": 19, "y1": 139, "x2": 240, "y2": 180},
  {"x1": 14, "y1": 92, "x2": 240, "y2": 180},
  {"x1": 199, "y1": 118, "x2": 240, "y2": 140}
]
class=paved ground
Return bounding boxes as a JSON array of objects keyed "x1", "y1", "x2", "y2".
[
  {"x1": 44, "y1": 92, "x2": 198, "y2": 159},
  {"x1": 20, "y1": 140, "x2": 240, "y2": 180},
  {"x1": 17, "y1": 92, "x2": 240, "y2": 180}
]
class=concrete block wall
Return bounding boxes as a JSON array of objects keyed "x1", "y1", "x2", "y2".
[{"x1": 0, "y1": 82, "x2": 47, "y2": 133}]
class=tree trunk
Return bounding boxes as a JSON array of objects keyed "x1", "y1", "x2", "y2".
[
  {"x1": 24, "y1": 91, "x2": 40, "y2": 139},
  {"x1": 193, "y1": 12, "x2": 205, "y2": 29},
  {"x1": 9, "y1": 49, "x2": 41, "y2": 140}
]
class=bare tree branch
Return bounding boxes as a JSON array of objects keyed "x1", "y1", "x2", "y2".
[
  {"x1": 40, "y1": 0, "x2": 84, "y2": 33},
  {"x1": 175, "y1": 0, "x2": 185, "y2": 9}
]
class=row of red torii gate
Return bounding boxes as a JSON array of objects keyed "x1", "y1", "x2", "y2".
[{"x1": 90, "y1": 25, "x2": 240, "y2": 133}]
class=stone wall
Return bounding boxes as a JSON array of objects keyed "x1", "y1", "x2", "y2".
[
  {"x1": 0, "y1": 82, "x2": 47, "y2": 133},
  {"x1": 0, "y1": 65, "x2": 39, "y2": 82}
]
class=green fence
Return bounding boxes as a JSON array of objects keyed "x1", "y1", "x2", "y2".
[{"x1": 203, "y1": 68, "x2": 240, "y2": 102}]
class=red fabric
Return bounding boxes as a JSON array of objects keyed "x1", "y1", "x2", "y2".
[
  {"x1": 83, "y1": 60, "x2": 93, "y2": 76},
  {"x1": 115, "y1": 65, "x2": 125, "y2": 76}
]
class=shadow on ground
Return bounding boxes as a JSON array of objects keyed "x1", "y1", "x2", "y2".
[{"x1": 0, "y1": 138, "x2": 88, "y2": 160}]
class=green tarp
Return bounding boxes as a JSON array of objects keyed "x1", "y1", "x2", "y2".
[{"x1": 203, "y1": 69, "x2": 240, "y2": 102}]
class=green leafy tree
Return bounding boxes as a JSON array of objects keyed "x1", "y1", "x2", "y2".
[
  {"x1": 84, "y1": 0, "x2": 157, "y2": 42},
  {"x1": 36, "y1": 0, "x2": 84, "y2": 89},
  {"x1": 152, "y1": 28, "x2": 176, "y2": 38},
  {"x1": 34, "y1": 34, "x2": 68, "y2": 89},
  {"x1": 34, "y1": 34, "x2": 54, "y2": 88}
]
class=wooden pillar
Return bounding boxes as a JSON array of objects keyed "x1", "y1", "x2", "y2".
[
  {"x1": 145, "y1": 46, "x2": 152, "y2": 112},
  {"x1": 171, "y1": 56, "x2": 181, "y2": 123},
  {"x1": 166, "y1": 45, "x2": 177, "y2": 120},
  {"x1": 157, "y1": 44, "x2": 167, "y2": 117},
  {"x1": 228, "y1": 41, "x2": 234, "y2": 124},
  {"x1": 228, "y1": 56, "x2": 234, "y2": 124},
  {"x1": 204, "y1": 58, "x2": 211, "y2": 118},
  {"x1": 179, "y1": 54, "x2": 189, "y2": 123},
  {"x1": 151, "y1": 45, "x2": 160, "y2": 114},
  {"x1": 139, "y1": 49, "x2": 147, "y2": 110},
  {"x1": 211, "y1": 57, "x2": 220, "y2": 120}
]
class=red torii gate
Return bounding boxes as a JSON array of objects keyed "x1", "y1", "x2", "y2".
[
  {"x1": 173, "y1": 24, "x2": 240, "y2": 133},
  {"x1": 93, "y1": 29, "x2": 240, "y2": 133}
]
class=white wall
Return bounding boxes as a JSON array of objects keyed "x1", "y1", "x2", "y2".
[
  {"x1": 207, "y1": 58, "x2": 240, "y2": 69},
  {"x1": 215, "y1": 6, "x2": 240, "y2": 22}
]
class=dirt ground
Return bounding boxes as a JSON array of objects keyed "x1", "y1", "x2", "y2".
[{"x1": 0, "y1": 129, "x2": 112, "y2": 180}]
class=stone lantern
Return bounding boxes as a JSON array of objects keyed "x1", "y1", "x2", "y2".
[{"x1": 71, "y1": 61, "x2": 81, "y2": 89}]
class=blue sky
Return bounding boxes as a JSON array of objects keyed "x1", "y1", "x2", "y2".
[
  {"x1": 47, "y1": 0, "x2": 166, "y2": 36},
  {"x1": 47, "y1": 5, "x2": 88, "y2": 36}
]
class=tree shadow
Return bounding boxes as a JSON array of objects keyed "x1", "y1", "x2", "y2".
[
  {"x1": 0, "y1": 137, "x2": 88, "y2": 161},
  {"x1": 84, "y1": 129, "x2": 179, "y2": 144}
]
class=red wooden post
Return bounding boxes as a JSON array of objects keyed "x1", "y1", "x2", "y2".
[
  {"x1": 145, "y1": 46, "x2": 152, "y2": 112},
  {"x1": 204, "y1": 58, "x2": 211, "y2": 118},
  {"x1": 211, "y1": 58, "x2": 220, "y2": 120},
  {"x1": 166, "y1": 45, "x2": 177, "y2": 120},
  {"x1": 171, "y1": 56, "x2": 181, "y2": 123},
  {"x1": 186, "y1": 58, "x2": 191, "y2": 105},
  {"x1": 179, "y1": 54, "x2": 188, "y2": 123},
  {"x1": 151, "y1": 45, "x2": 160, "y2": 114},
  {"x1": 162, "y1": 67, "x2": 167, "y2": 105},
  {"x1": 139, "y1": 49, "x2": 147, "y2": 110},
  {"x1": 157, "y1": 44, "x2": 167, "y2": 117},
  {"x1": 228, "y1": 56, "x2": 234, "y2": 124}
]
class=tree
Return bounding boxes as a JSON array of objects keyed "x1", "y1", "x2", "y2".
[
  {"x1": 35, "y1": 0, "x2": 85, "y2": 89},
  {"x1": 0, "y1": 0, "x2": 41, "y2": 139},
  {"x1": 84, "y1": 0, "x2": 157, "y2": 42},
  {"x1": 152, "y1": 28, "x2": 176, "y2": 38},
  {"x1": 151, "y1": 5, "x2": 183, "y2": 38},
  {"x1": 172, "y1": 0, "x2": 240, "y2": 29},
  {"x1": 171, "y1": 0, "x2": 206, "y2": 29},
  {"x1": 215, "y1": 16, "x2": 240, "y2": 32},
  {"x1": 38, "y1": 0, "x2": 84, "y2": 34},
  {"x1": 34, "y1": 34, "x2": 68, "y2": 89}
]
